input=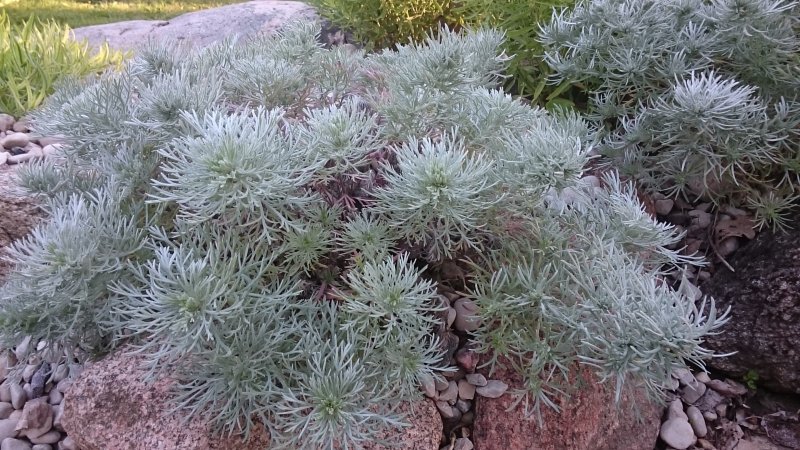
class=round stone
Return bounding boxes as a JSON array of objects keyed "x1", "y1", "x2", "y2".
[{"x1": 659, "y1": 418, "x2": 697, "y2": 450}]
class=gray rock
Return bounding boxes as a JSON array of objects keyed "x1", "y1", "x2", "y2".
[
  {"x1": 694, "y1": 371, "x2": 711, "y2": 384},
  {"x1": 680, "y1": 379, "x2": 706, "y2": 404},
  {"x1": 655, "y1": 199, "x2": 675, "y2": 216},
  {"x1": 0, "y1": 418, "x2": 19, "y2": 441},
  {"x1": 32, "y1": 445, "x2": 52, "y2": 450},
  {"x1": 16, "y1": 399, "x2": 52, "y2": 439},
  {"x1": 0, "y1": 387, "x2": 10, "y2": 404},
  {"x1": 465, "y1": 373, "x2": 487, "y2": 387},
  {"x1": 686, "y1": 406, "x2": 707, "y2": 438},
  {"x1": 46, "y1": 390, "x2": 61, "y2": 407},
  {"x1": 435, "y1": 400, "x2": 460, "y2": 420},
  {"x1": 0, "y1": 405, "x2": 11, "y2": 420},
  {"x1": 454, "y1": 437, "x2": 474, "y2": 450},
  {"x1": 667, "y1": 399, "x2": 688, "y2": 421},
  {"x1": 9, "y1": 385, "x2": 25, "y2": 410},
  {"x1": 672, "y1": 368, "x2": 695, "y2": 386},
  {"x1": 455, "y1": 399, "x2": 471, "y2": 414},
  {"x1": 694, "y1": 388, "x2": 726, "y2": 413},
  {"x1": 0, "y1": 115, "x2": 14, "y2": 133},
  {"x1": 418, "y1": 373, "x2": 436, "y2": 398},
  {"x1": 29, "y1": 364, "x2": 49, "y2": 400},
  {"x1": 0, "y1": 439, "x2": 31, "y2": 450},
  {"x1": 706, "y1": 379, "x2": 747, "y2": 397},
  {"x1": 475, "y1": 380, "x2": 508, "y2": 399},
  {"x1": 28, "y1": 430, "x2": 60, "y2": 445},
  {"x1": 439, "y1": 381, "x2": 458, "y2": 403},
  {"x1": 458, "y1": 379, "x2": 475, "y2": 400},
  {"x1": 71, "y1": 1, "x2": 318, "y2": 53},
  {"x1": 50, "y1": 405, "x2": 62, "y2": 433},
  {"x1": 433, "y1": 375, "x2": 449, "y2": 392},
  {"x1": 0, "y1": 133, "x2": 28, "y2": 150},
  {"x1": 0, "y1": 153, "x2": 7, "y2": 165},
  {"x1": 659, "y1": 418, "x2": 697, "y2": 450},
  {"x1": 50, "y1": 366, "x2": 67, "y2": 385},
  {"x1": 13, "y1": 338, "x2": 30, "y2": 364},
  {"x1": 56, "y1": 436, "x2": 76, "y2": 450},
  {"x1": 688, "y1": 210, "x2": 712, "y2": 228},
  {"x1": 446, "y1": 307, "x2": 456, "y2": 329},
  {"x1": 11, "y1": 121, "x2": 28, "y2": 133},
  {"x1": 21, "y1": 366, "x2": 36, "y2": 384},
  {"x1": 453, "y1": 298, "x2": 480, "y2": 332}
]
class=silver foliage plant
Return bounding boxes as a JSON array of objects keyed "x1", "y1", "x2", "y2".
[
  {"x1": 1, "y1": 21, "x2": 728, "y2": 448},
  {"x1": 540, "y1": 0, "x2": 800, "y2": 230}
]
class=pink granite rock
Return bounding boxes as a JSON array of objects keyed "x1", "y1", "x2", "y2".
[
  {"x1": 473, "y1": 357, "x2": 660, "y2": 450},
  {"x1": 62, "y1": 349, "x2": 442, "y2": 450}
]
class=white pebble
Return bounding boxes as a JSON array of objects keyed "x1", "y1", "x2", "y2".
[
  {"x1": 686, "y1": 406, "x2": 707, "y2": 437},
  {"x1": 465, "y1": 373, "x2": 487, "y2": 387},
  {"x1": 476, "y1": 380, "x2": 508, "y2": 398},
  {"x1": 58, "y1": 437, "x2": 77, "y2": 450},
  {"x1": 0, "y1": 438, "x2": 32, "y2": 450},
  {"x1": 694, "y1": 372, "x2": 711, "y2": 384},
  {"x1": 659, "y1": 418, "x2": 697, "y2": 449},
  {"x1": 0, "y1": 133, "x2": 30, "y2": 149},
  {"x1": 0, "y1": 152, "x2": 8, "y2": 165}
]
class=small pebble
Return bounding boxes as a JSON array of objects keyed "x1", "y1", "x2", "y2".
[
  {"x1": 476, "y1": 380, "x2": 508, "y2": 399},
  {"x1": 0, "y1": 152, "x2": 8, "y2": 165},
  {"x1": 0, "y1": 404, "x2": 12, "y2": 420},
  {"x1": 453, "y1": 298, "x2": 480, "y2": 332},
  {"x1": 435, "y1": 401, "x2": 460, "y2": 420},
  {"x1": 707, "y1": 379, "x2": 747, "y2": 397},
  {"x1": 688, "y1": 210, "x2": 712, "y2": 228},
  {"x1": 454, "y1": 437, "x2": 474, "y2": 450},
  {"x1": 655, "y1": 199, "x2": 675, "y2": 216},
  {"x1": 0, "y1": 418, "x2": 18, "y2": 441},
  {"x1": 465, "y1": 373, "x2": 487, "y2": 387},
  {"x1": 668, "y1": 399, "x2": 688, "y2": 421},
  {"x1": 455, "y1": 399, "x2": 471, "y2": 414},
  {"x1": 21, "y1": 366, "x2": 37, "y2": 384},
  {"x1": 702, "y1": 411, "x2": 717, "y2": 422},
  {"x1": 715, "y1": 403, "x2": 727, "y2": 418},
  {"x1": 0, "y1": 114, "x2": 14, "y2": 133},
  {"x1": 57, "y1": 437, "x2": 76, "y2": 450},
  {"x1": 32, "y1": 445, "x2": 53, "y2": 450},
  {"x1": 439, "y1": 381, "x2": 458, "y2": 403},
  {"x1": 0, "y1": 388, "x2": 9, "y2": 404},
  {"x1": 460, "y1": 411, "x2": 474, "y2": 425},
  {"x1": 694, "y1": 371, "x2": 710, "y2": 384},
  {"x1": 686, "y1": 406, "x2": 707, "y2": 437},
  {"x1": 454, "y1": 348, "x2": 478, "y2": 373},
  {"x1": 0, "y1": 133, "x2": 30, "y2": 149},
  {"x1": 10, "y1": 385, "x2": 26, "y2": 410},
  {"x1": 46, "y1": 390, "x2": 61, "y2": 407},
  {"x1": 433, "y1": 375, "x2": 449, "y2": 392},
  {"x1": 446, "y1": 308, "x2": 456, "y2": 329},
  {"x1": 11, "y1": 120, "x2": 29, "y2": 133},
  {"x1": 696, "y1": 438, "x2": 715, "y2": 450},
  {"x1": 659, "y1": 418, "x2": 697, "y2": 449},
  {"x1": 51, "y1": 366, "x2": 67, "y2": 385},
  {"x1": 14, "y1": 338, "x2": 30, "y2": 363},
  {"x1": 0, "y1": 438, "x2": 32, "y2": 450},
  {"x1": 458, "y1": 379, "x2": 476, "y2": 400},
  {"x1": 419, "y1": 373, "x2": 436, "y2": 398},
  {"x1": 28, "y1": 430, "x2": 60, "y2": 445},
  {"x1": 50, "y1": 405, "x2": 63, "y2": 433},
  {"x1": 680, "y1": 379, "x2": 706, "y2": 404}
]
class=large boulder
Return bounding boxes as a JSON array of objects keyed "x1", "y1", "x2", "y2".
[
  {"x1": 473, "y1": 360, "x2": 661, "y2": 450},
  {"x1": 62, "y1": 349, "x2": 442, "y2": 449},
  {"x1": 71, "y1": 1, "x2": 318, "y2": 52},
  {"x1": 0, "y1": 165, "x2": 44, "y2": 284},
  {"x1": 701, "y1": 211, "x2": 800, "y2": 394}
]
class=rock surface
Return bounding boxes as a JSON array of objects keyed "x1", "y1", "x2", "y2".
[
  {"x1": 71, "y1": 1, "x2": 317, "y2": 52},
  {"x1": 61, "y1": 350, "x2": 272, "y2": 450},
  {"x1": 472, "y1": 359, "x2": 660, "y2": 450},
  {"x1": 702, "y1": 210, "x2": 800, "y2": 393},
  {"x1": 62, "y1": 349, "x2": 441, "y2": 450},
  {"x1": 0, "y1": 165, "x2": 44, "y2": 283}
]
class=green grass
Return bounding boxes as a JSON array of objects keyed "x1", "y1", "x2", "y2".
[{"x1": 1, "y1": 0, "x2": 247, "y2": 28}]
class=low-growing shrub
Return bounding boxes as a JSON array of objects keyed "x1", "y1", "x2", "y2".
[
  {"x1": 307, "y1": 0, "x2": 459, "y2": 50},
  {"x1": 0, "y1": 11, "x2": 127, "y2": 118},
  {"x1": 0, "y1": 21, "x2": 728, "y2": 447},
  {"x1": 454, "y1": 0, "x2": 577, "y2": 101},
  {"x1": 539, "y1": 0, "x2": 800, "y2": 230}
]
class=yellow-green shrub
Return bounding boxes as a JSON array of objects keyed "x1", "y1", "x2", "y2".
[{"x1": 0, "y1": 12, "x2": 128, "y2": 118}]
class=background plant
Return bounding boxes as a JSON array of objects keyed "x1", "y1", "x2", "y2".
[
  {"x1": 539, "y1": 0, "x2": 800, "y2": 230},
  {"x1": 0, "y1": 21, "x2": 728, "y2": 447},
  {"x1": 0, "y1": 11, "x2": 127, "y2": 117}
]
